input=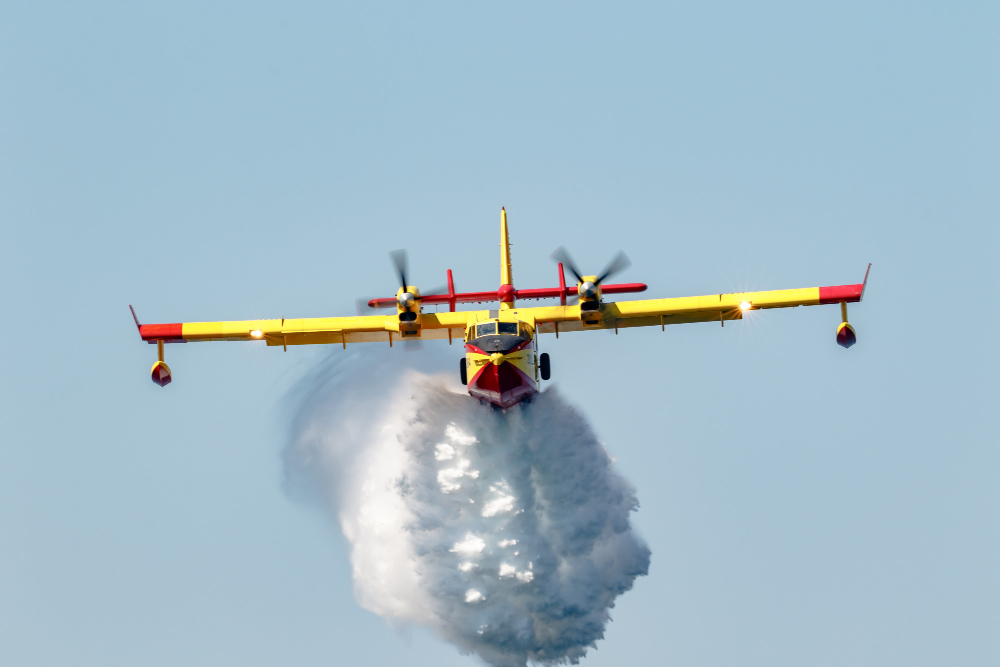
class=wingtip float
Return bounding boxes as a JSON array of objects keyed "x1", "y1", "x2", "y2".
[
  {"x1": 131, "y1": 210, "x2": 871, "y2": 406},
  {"x1": 131, "y1": 306, "x2": 174, "y2": 385}
]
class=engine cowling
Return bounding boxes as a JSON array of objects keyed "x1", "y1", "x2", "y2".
[{"x1": 396, "y1": 286, "x2": 423, "y2": 339}]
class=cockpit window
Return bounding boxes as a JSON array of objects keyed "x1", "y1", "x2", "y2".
[
  {"x1": 497, "y1": 322, "x2": 518, "y2": 335},
  {"x1": 476, "y1": 322, "x2": 496, "y2": 337}
]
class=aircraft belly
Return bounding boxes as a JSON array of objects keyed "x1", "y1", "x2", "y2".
[{"x1": 468, "y1": 357, "x2": 538, "y2": 408}]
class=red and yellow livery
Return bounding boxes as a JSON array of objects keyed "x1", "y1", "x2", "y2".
[{"x1": 132, "y1": 208, "x2": 870, "y2": 407}]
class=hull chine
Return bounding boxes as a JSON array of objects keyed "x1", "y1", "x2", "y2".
[{"x1": 468, "y1": 360, "x2": 537, "y2": 408}]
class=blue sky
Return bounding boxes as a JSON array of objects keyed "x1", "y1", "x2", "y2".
[{"x1": 1, "y1": 2, "x2": 997, "y2": 665}]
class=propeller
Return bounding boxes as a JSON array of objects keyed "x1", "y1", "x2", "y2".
[
  {"x1": 360, "y1": 250, "x2": 437, "y2": 350},
  {"x1": 389, "y1": 249, "x2": 408, "y2": 292},
  {"x1": 387, "y1": 249, "x2": 446, "y2": 302},
  {"x1": 550, "y1": 247, "x2": 583, "y2": 284},
  {"x1": 387, "y1": 248, "x2": 419, "y2": 309},
  {"x1": 420, "y1": 285, "x2": 449, "y2": 309},
  {"x1": 359, "y1": 251, "x2": 448, "y2": 313},
  {"x1": 550, "y1": 247, "x2": 631, "y2": 300},
  {"x1": 596, "y1": 251, "x2": 631, "y2": 285}
]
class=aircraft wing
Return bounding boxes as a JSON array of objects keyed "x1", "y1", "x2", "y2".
[
  {"x1": 133, "y1": 264, "x2": 869, "y2": 345},
  {"x1": 132, "y1": 309, "x2": 469, "y2": 347},
  {"x1": 528, "y1": 265, "x2": 871, "y2": 334}
]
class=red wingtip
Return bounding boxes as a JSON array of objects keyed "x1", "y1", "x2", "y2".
[{"x1": 129, "y1": 305, "x2": 141, "y2": 331}]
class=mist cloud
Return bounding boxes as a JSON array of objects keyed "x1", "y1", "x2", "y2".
[{"x1": 284, "y1": 350, "x2": 650, "y2": 666}]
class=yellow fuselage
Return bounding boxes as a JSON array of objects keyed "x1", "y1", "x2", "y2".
[{"x1": 464, "y1": 315, "x2": 538, "y2": 408}]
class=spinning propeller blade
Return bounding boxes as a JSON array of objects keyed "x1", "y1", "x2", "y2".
[
  {"x1": 361, "y1": 250, "x2": 442, "y2": 311},
  {"x1": 421, "y1": 284, "x2": 449, "y2": 299},
  {"x1": 550, "y1": 247, "x2": 583, "y2": 283},
  {"x1": 550, "y1": 248, "x2": 631, "y2": 285},
  {"x1": 596, "y1": 251, "x2": 631, "y2": 285},
  {"x1": 389, "y1": 249, "x2": 408, "y2": 291}
]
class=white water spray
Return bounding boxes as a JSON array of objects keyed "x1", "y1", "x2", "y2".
[{"x1": 284, "y1": 350, "x2": 650, "y2": 666}]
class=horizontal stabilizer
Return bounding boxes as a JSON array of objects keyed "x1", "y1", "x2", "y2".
[{"x1": 367, "y1": 283, "x2": 648, "y2": 309}]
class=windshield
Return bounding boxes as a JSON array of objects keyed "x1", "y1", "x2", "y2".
[{"x1": 475, "y1": 321, "x2": 523, "y2": 337}]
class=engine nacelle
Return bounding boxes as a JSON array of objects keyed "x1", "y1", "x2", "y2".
[
  {"x1": 836, "y1": 322, "x2": 857, "y2": 349},
  {"x1": 396, "y1": 286, "x2": 423, "y2": 340},
  {"x1": 151, "y1": 360, "x2": 172, "y2": 386}
]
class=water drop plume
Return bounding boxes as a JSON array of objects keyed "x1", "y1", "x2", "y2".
[{"x1": 284, "y1": 348, "x2": 650, "y2": 666}]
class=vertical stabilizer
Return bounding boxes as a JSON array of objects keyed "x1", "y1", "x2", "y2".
[
  {"x1": 500, "y1": 207, "x2": 515, "y2": 310},
  {"x1": 500, "y1": 208, "x2": 513, "y2": 285}
]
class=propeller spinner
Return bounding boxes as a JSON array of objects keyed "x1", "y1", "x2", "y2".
[{"x1": 389, "y1": 249, "x2": 419, "y2": 307}]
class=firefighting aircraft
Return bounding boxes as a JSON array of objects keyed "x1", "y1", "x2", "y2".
[{"x1": 131, "y1": 208, "x2": 870, "y2": 408}]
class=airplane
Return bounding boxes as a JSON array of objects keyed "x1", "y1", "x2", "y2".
[{"x1": 131, "y1": 208, "x2": 870, "y2": 409}]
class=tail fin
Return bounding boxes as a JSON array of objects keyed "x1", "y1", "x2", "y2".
[
  {"x1": 500, "y1": 207, "x2": 515, "y2": 310},
  {"x1": 500, "y1": 207, "x2": 513, "y2": 286}
]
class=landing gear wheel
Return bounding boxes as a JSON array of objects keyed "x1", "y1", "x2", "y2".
[
  {"x1": 459, "y1": 358, "x2": 468, "y2": 385},
  {"x1": 539, "y1": 353, "x2": 550, "y2": 381}
]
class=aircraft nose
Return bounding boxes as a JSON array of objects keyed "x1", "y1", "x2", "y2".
[{"x1": 490, "y1": 352, "x2": 505, "y2": 365}]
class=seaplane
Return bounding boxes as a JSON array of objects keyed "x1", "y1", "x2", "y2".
[{"x1": 131, "y1": 208, "x2": 870, "y2": 408}]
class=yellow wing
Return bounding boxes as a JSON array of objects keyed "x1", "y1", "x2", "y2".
[
  {"x1": 133, "y1": 267, "x2": 869, "y2": 346},
  {"x1": 135, "y1": 310, "x2": 469, "y2": 348},
  {"x1": 524, "y1": 267, "x2": 869, "y2": 335}
]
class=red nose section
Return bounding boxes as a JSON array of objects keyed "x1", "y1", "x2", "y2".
[
  {"x1": 469, "y1": 361, "x2": 537, "y2": 408},
  {"x1": 151, "y1": 360, "x2": 172, "y2": 387}
]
